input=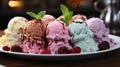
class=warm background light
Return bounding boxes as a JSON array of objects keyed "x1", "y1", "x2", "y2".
[
  {"x1": 67, "y1": 0, "x2": 94, "y2": 8},
  {"x1": 8, "y1": 0, "x2": 23, "y2": 8}
]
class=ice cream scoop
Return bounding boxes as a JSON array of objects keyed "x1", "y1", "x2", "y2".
[
  {"x1": 42, "y1": 14, "x2": 55, "y2": 25},
  {"x1": 0, "y1": 16, "x2": 28, "y2": 48},
  {"x1": 46, "y1": 20, "x2": 72, "y2": 54},
  {"x1": 86, "y1": 17, "x2": 115, "y2": 48},
  {"x1": 22, "y1": 19, "x2": 46, "y2": 41},
  {"x1": 69, "y1": 20, "x2": 98, "y2": 53},
  {"x1": 21, "y1": 19, "x2": 46, "y2": 54},
  {"x1": 70, "y1": 14, "x2": 87, "y2": 24}
]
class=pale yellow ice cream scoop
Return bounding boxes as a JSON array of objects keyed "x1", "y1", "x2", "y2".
[{"x1": 0, "y1": 16, "x2": 28, "y2": 47}]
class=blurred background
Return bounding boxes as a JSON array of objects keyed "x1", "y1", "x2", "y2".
[{"x1": 0, "y1": 0, "x2": 120, "y2": 34}]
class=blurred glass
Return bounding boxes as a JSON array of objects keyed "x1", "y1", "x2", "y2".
[
  {"x1": 94, "y1": 0, "x2": 120, "y2": 35},
  {"x1": 116, "y1": 11, "x2": 120, "y2": 35}
]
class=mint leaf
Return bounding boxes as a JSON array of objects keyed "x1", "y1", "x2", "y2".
[
  {"x1": 37, "y1": 11, "x2": 46, "y2": 19},
  {"x1": 60, "y1": 4, "x2": 69, "y2": 18},
  {"x1": 60, "y1": 4, "x2": 73, "y2": 26},
  {"x1": 69, "y1": 11, "x2": 73, "y2": 20},
  {"x1": 27, "y1": 12, "x2": 37, "y2": 19},
  {"x1": 60, "y1": 18, "x2": 69, "y2": 26},
  {"x1": 36, "y1": 15, "x2": 40, "y2": 19},
  {"x1": 65, "y1": 11, "x2": 73, "y2": 20},
  {"x1": 27, "y1": 11, "x2": 46, "y2": 19}
]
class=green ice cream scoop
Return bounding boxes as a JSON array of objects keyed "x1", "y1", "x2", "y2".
[{"x1": 69, "y1": 22, "x2": 98, "y2": 53}]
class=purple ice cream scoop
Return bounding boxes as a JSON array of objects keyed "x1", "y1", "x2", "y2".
[{"x1": 86, "y1": 17, "x2": 115, "y2": 48}]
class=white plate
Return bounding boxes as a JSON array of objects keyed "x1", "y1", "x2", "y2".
[{"x1": 0, "y1": 35, "x2": 120, "y2": 60}]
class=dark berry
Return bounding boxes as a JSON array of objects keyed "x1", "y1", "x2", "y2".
[
  {"x1": 11, "y1": 45, "x2": 23, "y2": 52},
  {"x1": 73, "y1": 46, "x2": 81, "y2": 53},
  {"x1": 2, "y1": 46, "x2": 10, "y2": 51},
  {"x1": 42, "y1": 48, "x2": 50, "y2": 54},
  {"x1": 98, "y1": 41, "x2": 110, "y2": 50},
  {"x1": 68, "y1": 49, "x2": 75, "y2": 54},
  {"x1": 58, "y1": 46, "x2": 69, "y2": 54}
]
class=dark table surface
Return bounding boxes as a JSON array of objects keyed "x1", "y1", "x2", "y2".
[{"x1": 0, "y1": 30, "x2": 120, "y2": 67}]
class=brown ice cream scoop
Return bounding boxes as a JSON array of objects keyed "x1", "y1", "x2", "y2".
[
  {"x1": 70, "y1": 14, "x2": 87, "y2": 24},
  {"x1": 23, "y1": 19, "x2": 46, "y2": 41}
]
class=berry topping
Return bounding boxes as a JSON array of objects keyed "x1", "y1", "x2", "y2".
[
  {"x1": 3, "y1": 46, "x2": 10, "y2": 51},
  {"x1": 98, "y1": 41, "x2": 110, "y2": 50},
  {"x1": 42, "y1": 47, "x2": 50, "y2": 54},
  {"x1": 58, "y1": 46, "x2": 69, "y2": 54},
  {"x1": 68, "y1": 49, "x2": 75, "y2": 54},
  {"x1": 73, "y1": 46, "x2": 81, "y2": 53},
  {"x1": 11, "y1": 45, "x2": 23, "y2": 52}
]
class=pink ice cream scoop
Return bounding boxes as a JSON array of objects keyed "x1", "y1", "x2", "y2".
[
  {"x1": 42, "y1": 14, "x2": 55, "y2": 25},
  {"x1": 21, "y1": 19, "x2": 46, "y2": 54},
  {"x1": 46, "y1": 20, "x2": 72, "y2": 54},
  {"x1": 86, "y1": 17, "x2": 115, "y2": 48}
]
